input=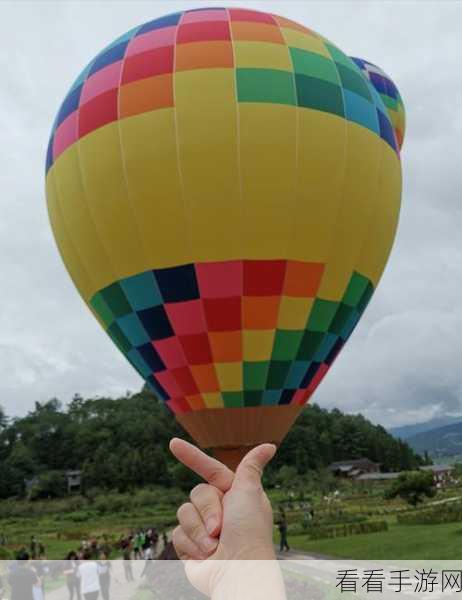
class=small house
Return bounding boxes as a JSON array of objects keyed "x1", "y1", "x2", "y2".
[
  {"x1": 66, "y1": 470, "x2": 82, "y2": 493},
  {"x1": 420, "y1": 465, "x2": 455, "y2": 487},
  {"x1": 328, "y1": 458, "x2": 380, "y2": 479}
]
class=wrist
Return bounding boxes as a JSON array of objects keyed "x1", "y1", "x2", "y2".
[
  {"x1": 231, "y1": 544, "x2": 277, "y2": 561},
  {"x1": 211, "y1": 558, "x2": 285, "y2": 600}
]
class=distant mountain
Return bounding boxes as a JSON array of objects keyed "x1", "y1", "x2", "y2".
[
  {"x1": 405, "y1": 421, "x2": 462, "y2": 457},
  {"x1": 389, "y1": 416, "x2": 462, "y2": 440}
]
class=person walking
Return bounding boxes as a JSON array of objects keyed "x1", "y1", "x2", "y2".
[
  {"x1": 277, "y1": 513, "x2": 290, "y2": 552},
  {"x1": 31, "y1": 565, "x2": 44, "y2": 600},
  {"x1": 161, "y1": 530, "x2": 168, "y2": 550},
  {"x1": 132, "y1": 533, "x2": 140, "y2": 561},
  {"x1": 30, "y1": 536, "x2": 38, "y2": 560},
  {"x1": 78, "y1": 553, "x2": 100, "y2": 600},
  {"x1": 97, "y1": 553, "x2": 111, "y2": 600},
  {"x1": 122, "y1": 544, "x2": 134, "y2": 582},
  {"x1": 135, "y1": 531, "x2": 145, "y2": 560},
  {"x1": 8, "y1": 555, "x2": 39, "y2": 600},
  {"x1": 141, "y1": 556, "x2": 155, "y2": 581},
  {"x1": 64, "y1": 551, "x2": 81, "y2": 600}
]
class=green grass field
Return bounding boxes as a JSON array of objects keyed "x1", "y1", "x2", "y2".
[
  {"x1": 289, "y1": 521, "x2": 462, "y2": 559},
  {"x1": 0, "y1": 492, "x2": 180, "y2": 559},
  {"x1": 1, "y1": 484, "x2": 462, "y2": 560}
]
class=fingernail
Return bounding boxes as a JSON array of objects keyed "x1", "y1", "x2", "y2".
[
  {"x1": 200, "y1": 536, "x2": 218, "y2": 553},
  {"x1": 206, "y1": 518, "x2": 218, "y2": 535}
]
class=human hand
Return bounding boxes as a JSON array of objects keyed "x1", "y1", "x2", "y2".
[
  {"x1": 170, "y1": 438, "x2": 276, "y2": 562},
  {"x1": 170, "y1": 439, "x2": 285, "y2": 598}
]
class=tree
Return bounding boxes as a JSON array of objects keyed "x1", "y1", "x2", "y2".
[
  {"x1": 385, "y1": 470, "x2": 436, "y2": 507},
  {"x1": 0, "y1": 461, "x2": 25, "y2": 498},
  {"x1": 170, "y1": 462, "x2": 201, "y2": 492},
  {"x1": 275, "y1": 465, "x2": 298, "y2": 489},
  {"x1": 0, "y1": 405, "x2": 7, "y2": 429},
  {"x1": 29, "y1": 471, "x2": 67, "y2": 500},
  {"x1": 0, "y1": 391, "x2": 425, "y2": 499},
  {"x1": 423, "y1": 450, "x2": 433, "y2": 466}
]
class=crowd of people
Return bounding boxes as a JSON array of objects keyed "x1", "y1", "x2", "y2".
[
  {"x1": 1, "y1": 509, "x2": 296, "y2": 600},
  {"x1": 1, "y1": 526, "x2": 174, "y2": 600},
  {"x1": 62, "y1": 527, "x2": 172, "y2": 598}
]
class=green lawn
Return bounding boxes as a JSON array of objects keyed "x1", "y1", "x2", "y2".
[
  {"x1": 0, "y1": 505, "x2": 178, "y2": 559},
  {"x1": 289, "y1": 522, "x2": 462, "y2": 560},
  {"x1": 2, "y1": 485, "x2": 462, "y2": 561}
]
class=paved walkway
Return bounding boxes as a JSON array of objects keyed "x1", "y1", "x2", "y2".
[
  {"x1": 46, "y1": 561, "x2": 147, "y2": 600},
  {"x1": 45, "y1": 533, "x2": 173, "y2": 600},
  {"x1": 276, "y1": 547, "x2": 334, "y2": 560}
]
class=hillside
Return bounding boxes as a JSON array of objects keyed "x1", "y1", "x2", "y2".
[
  {"x1": 389, "y1": 416, "x2": 462, "y2": 440},
  {"x1": 406, "y1": 421, "x2": 462, "y2": 457},
  {"x1": 0, "y1": 389, "x2": 423, "y2": 499}
]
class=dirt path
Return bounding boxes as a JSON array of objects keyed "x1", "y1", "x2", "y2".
[{"x1": 426, "y1": 494, "x2": 462, "y2": 506}]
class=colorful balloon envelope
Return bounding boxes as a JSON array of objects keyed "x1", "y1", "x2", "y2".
[{"x1": 45, "y1": 8, "x2": 404, "y2": 468}]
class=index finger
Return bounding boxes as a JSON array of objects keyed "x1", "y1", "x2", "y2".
[{"x1": 169, "y1": 438, "x2": 234, "y2": 492}]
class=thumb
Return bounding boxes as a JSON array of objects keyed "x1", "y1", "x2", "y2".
[{"x1": 233, "y1": 444, "x2": 277, "y2": 491}]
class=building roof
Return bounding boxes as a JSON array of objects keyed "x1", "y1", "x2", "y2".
[
  {"x1": 328, "y1": 458, "x2": 379, "y2": 471},
  {"x1": 356, "y1": 472, "x2": 400, "y2": 481},
  {"x1": 420, "y1": 465, "x2": 454, "y2": 473}
]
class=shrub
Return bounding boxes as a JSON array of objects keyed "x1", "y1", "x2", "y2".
[
  {"x1": 67, "y1": 496, "x2": 87, "y2": 512},
  {"x1": 398, "y1": 503, "x2": 462, "y2": 525},
  {"x1": 0, "y1": 547, "x2": 12, "y2": 559},
  {"x1": 290, "y1": 510, "x2": 368, "y2": 534},
  {"x1": 275, "y1": 466, "x2": 299, "y2": 488},
  {"x1": 60, "y1": 529, "x2": 90, "y2": 541},
  {"x1": 385, "y1": 471, "x2": 435, "y2": 507},
  {"x1": 93, "y1": 493, "x2": 132, "y2": 515},
  {"x1": 133, "y1": 489, "x2": 160, "y2": 508},
  {"x1": 69, "y1": 511, "x2": 95, "y2": 522},
  {"x1": 302, "y1": 520, "x2": 388, "y2": 540}
]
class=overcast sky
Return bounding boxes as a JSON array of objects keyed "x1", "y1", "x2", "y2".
[{"x1": 1, "y1": 1, "x2": 461, "y2": 427}]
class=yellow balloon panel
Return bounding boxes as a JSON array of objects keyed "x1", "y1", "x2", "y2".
[
  {"x1": 356, "y1": 144, "x2": 402, "y2": 284},
  {"x1": 118, "y1": 109, "x2": 190, "y2": 269},
  {"x1": 174, "y1": 68, "x2": 242, "y2": 263},
  {"x1": 318, "y1": 122, "x2": 383, "y2": 300},
  {"x1": 288, "y1": 110, "x2": 347, "y2": 268},
  {"x1": 239, "y1": 103, "x2": 297, "y2": 259},
  {"x1": 77, "y1": 126, "x2": 146, "y2": 279}
]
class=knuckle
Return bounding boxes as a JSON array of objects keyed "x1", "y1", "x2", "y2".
[
  {"x1": 171, "y1": 527, "x2": 190, "y2": 561},
  {"x1": 246, "y1": 462, "x2": 263, "y2": 479},
  {"x1": 189, "y1": 523, "x2": 204, "y2": 541},
  {"x1": 171, "y1": 526, "x2": 182, "y2": 544},
  {"x1": 208, "y1": 467, "x2": 225, "y2": 486},
  {"x1": 190, "y1": 483, "x2": 209, "y2": 502},
  {"x1": 176, "y1": 502, "x2": 192, "y2": 522},
  {"x1": 200, "y1": 504, "x2": 215, "y2": 520}
]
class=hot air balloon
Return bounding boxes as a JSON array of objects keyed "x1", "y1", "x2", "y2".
[{"x1": 45, "y1": 8, "x2": 404, "y2": 468}]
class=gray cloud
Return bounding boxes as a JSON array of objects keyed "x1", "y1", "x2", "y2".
[{"x1": 1, "y1": 1, "x2": 461, "y2": 427}]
